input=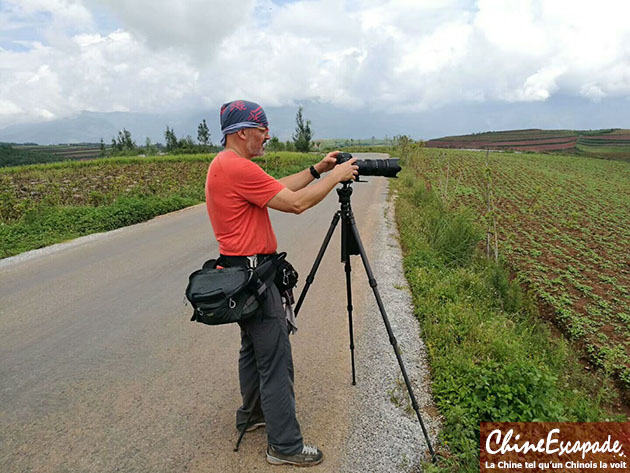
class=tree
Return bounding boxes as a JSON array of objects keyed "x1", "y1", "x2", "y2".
[
  {"x1": 292, "y1": 106, "x2": 312, "y2": 152},
  {"x1": 99, "y1": 138, "x2": 105, "y2": 157},
  {"x1": 266, "y1": 136, "x2": 284, "y2": 151},
  {"x1": 122, "y1": 129, "x2": 135, "y2": 150},
  {"x1": 179, "y1": 135, "x2": 196, "y2": 151},
  {"x1": 395, "y1": 134, "x2": 411, "y2": 151},
  {"x1": 197, "y1": 119, "x2": 210, "y2": 146},
  {"x1": 164, "y1": 126, "x2": 178, "y2": 151},
  {"x1": 144, "y1": 137, "x2": 157, "y2": 155}
]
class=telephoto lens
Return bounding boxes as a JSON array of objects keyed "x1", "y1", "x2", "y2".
[{"x1": 335, "y1": 152, "x2": 401, "y2": 178}]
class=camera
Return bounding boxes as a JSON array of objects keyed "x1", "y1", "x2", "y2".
[{"x1": 335, "y1": 152, "x2": 401, "y2": 178}]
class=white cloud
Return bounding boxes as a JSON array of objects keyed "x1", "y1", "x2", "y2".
[
  {"x1": 89, "y1": 0, "x2": 255, "y2": 60},
  {"x1": 0, "y1": 28, "x2": 198, "y2": 125},
  {"x1": 1, "y1": 0, "x2": 630, "y2": 129}
]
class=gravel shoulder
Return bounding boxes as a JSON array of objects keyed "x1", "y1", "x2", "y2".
[{"x1": 338, "y1": 185, "x2": 442, "y2": 472}]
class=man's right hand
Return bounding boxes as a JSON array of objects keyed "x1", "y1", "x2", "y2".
[{"x1": 332, "y1": 158, "x2": 359, "y2": 183}]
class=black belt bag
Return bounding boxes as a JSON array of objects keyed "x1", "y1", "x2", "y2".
[
  {"x1": 274, "y1": 254, "x2": 299, "y2": 293},
  {"x1": 186, "y1": 255, "x2": 278, "y2": 326}
]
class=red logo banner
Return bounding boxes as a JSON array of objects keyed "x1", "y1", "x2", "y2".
[{"x1": 480, "y1": 423, "x2": 630, "y2": 472}]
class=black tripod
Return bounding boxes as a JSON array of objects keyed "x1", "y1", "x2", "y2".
[
  {"x1": 294, "y1": 182, "x2": 437, "y2": 463},
  {"x1": 235, "y1": 182, "x2": 436, "y2": 464}
]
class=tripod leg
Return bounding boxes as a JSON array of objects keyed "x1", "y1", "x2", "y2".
[
  {"x1": 346, "y1": 213, "x2": 437, "y2": 464},
  {"x1": 233, "y1": 408, "x2": 256, "y2": 452},
  {"x1": 294, "y1": 211, "x2": 341, "y2": 316},
  {"x1": 344, "y1": 259, "x2": 357, "y2": 385}
]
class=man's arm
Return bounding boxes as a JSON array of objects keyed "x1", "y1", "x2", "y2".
[
  {"x1": 268, "y1": 158, "x2": 358, "y2": 214},
  {"x1": 277, "y1": 151, "x2": 340, "y2": 191}
]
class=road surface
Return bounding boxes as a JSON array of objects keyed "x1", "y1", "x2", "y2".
[{"x1": 0, "y1": 156, "x2": 405, "y2": 472}]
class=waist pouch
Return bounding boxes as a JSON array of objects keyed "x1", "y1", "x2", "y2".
[
  {"x1": 274, "y1": 254, "x2": 299, "y2": 293},
  {"x1": 186, "y1": 256, "x2": 277, "y2": 326}
]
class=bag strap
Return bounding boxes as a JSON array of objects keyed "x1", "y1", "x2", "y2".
[
  {"x1": 245, "y1": 254, "x2": 284, "y2": 305},
  {"x1": 210, "y1": 252, "x2": 285, "y2": 306},
  {"x1": 202, "y1": 258, "x2": 218, "y2": 269}
]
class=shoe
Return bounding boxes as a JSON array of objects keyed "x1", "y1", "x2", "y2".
[
  {"x1": 266, "y1": 443, "x2": 324, "y2": 467},
  {"x1": 245, "y1": 421, "x2": 266, "y2": 432}
]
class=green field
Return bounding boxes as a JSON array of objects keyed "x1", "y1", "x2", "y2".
[
  {"x1": 394, "y1": 147, "x2": 628, "y2": 472},
  {"x1": 315, "y1": 137, "x2": 397, "y2": 149},
  {"x1": 0, "y1": 152, "x2": 320, "y2": 258},
  {"x1": 404, "y1": 147, "x2": 630, "y2": 392},
  {"x1": 0, "y1": 143, "x2": 104, "y2": 167}
]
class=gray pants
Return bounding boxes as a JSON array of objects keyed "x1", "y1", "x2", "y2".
[{"x1": 236, "y1": 284, "x2": 303, "y2": 455}]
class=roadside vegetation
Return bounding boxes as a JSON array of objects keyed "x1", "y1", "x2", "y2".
[
  {"x1": 0, "y1": 152, "x2": 319, "y2": 259},
  {"x1": 393, "y1": 145, "x2": 628, "y2": 472}
]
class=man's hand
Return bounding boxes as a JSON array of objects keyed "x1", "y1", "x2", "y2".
[
  {"x1": 268, "y1": 157, "x2": 359, "y2": 214},
  {"x1": 315, "y1": 151, "x2": 341, "y2": 174},
  {"x1": 331, "y1": 157, "x2": 359, "y2": 183}
]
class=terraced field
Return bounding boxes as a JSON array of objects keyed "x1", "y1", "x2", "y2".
[
  {"x1": 425, "y1": 128, "x2": 630, "y2": 160},
  {"x1": 1, "y1": 143, "x2": 103, "y2": 167},
  {"x1": 407, "y1": 147, "x2": 630, "y2": 393}
]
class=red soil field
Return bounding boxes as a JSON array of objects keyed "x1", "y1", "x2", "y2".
[{"x1": 584, "y1": 134, "x2": 630, "y2": 141}]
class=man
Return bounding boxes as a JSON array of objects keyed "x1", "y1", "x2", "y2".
[{"x1": 205, "y1": 100, "x2": 358, "y2": 467}]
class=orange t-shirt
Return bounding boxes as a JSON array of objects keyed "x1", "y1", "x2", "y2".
[{"x1": 205, "y1": 150, "x2": 285, "y2": 255}]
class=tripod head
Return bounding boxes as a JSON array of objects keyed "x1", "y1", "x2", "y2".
[
  {"x1": 336, "y1": 182, "x2": 360, "y2": 261},
  {"x1": 337, "y1": 181, "x2": 354, "y2": 200}
]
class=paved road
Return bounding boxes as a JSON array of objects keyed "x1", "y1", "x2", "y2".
[{"x1": 0, "y1": 155, "x2": 392, "y2": 472}]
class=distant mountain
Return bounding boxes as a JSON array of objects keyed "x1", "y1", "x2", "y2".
[
  {"x1": 0, "y1": 111, "x2": 212, "y2": 146},
  {"x1": 0, "y1": 109, "x2": 311, "y2": 146},
  {"x1": 2, "y1": 95, "x2": 630, "y2": 147}
]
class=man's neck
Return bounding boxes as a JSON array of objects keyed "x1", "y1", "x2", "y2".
[{"x1": 223, "y1": 140, "x2": 251, "y2": 159}]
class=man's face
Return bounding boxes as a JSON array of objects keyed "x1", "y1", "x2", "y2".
[{"x1": 244, "y1": 126, "x2": 270, "y2": 157}]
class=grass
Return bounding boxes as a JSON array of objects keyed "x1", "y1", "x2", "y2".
[
  {"x1": 0, "y1": 152, "x2": 320, "y2": 259},
  {"x1": 392, "y1": 159, "x2": 626, "y2": 472}
]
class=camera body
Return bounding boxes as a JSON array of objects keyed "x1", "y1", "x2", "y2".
[{"x1": 335, "y1": 152, "x2": 401, "y2": 178}]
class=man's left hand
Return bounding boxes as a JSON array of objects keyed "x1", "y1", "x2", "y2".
[{"x1": 316, "y1": 150, "x2": 340, "y2": 174}]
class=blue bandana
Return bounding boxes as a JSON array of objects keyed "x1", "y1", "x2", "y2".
[{"x1": 220, "y1": 100, "x2": 268, "y2": 146}]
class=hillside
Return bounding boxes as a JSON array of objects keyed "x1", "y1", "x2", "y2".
[{"x1": 425, "y1": 128, "x2": 630, "y2": 160}]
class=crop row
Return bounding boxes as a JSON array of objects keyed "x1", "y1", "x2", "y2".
[
  {"x1": 406, "y1": 148, "x2": 630, "y2": 391},
  {"x1": 580, "y1": 134, "x2": 630, "y2": 141},
  {"x1": 435, "y1": 129, "x2": 575, "y2": 140},
  {"x1": 426, "y1": 138, "x2": 577, "y2": 152}
]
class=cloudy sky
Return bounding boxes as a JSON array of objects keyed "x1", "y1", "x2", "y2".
[{"x1": 1, "y1": 0, "x2": 630, "y2": 141}]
